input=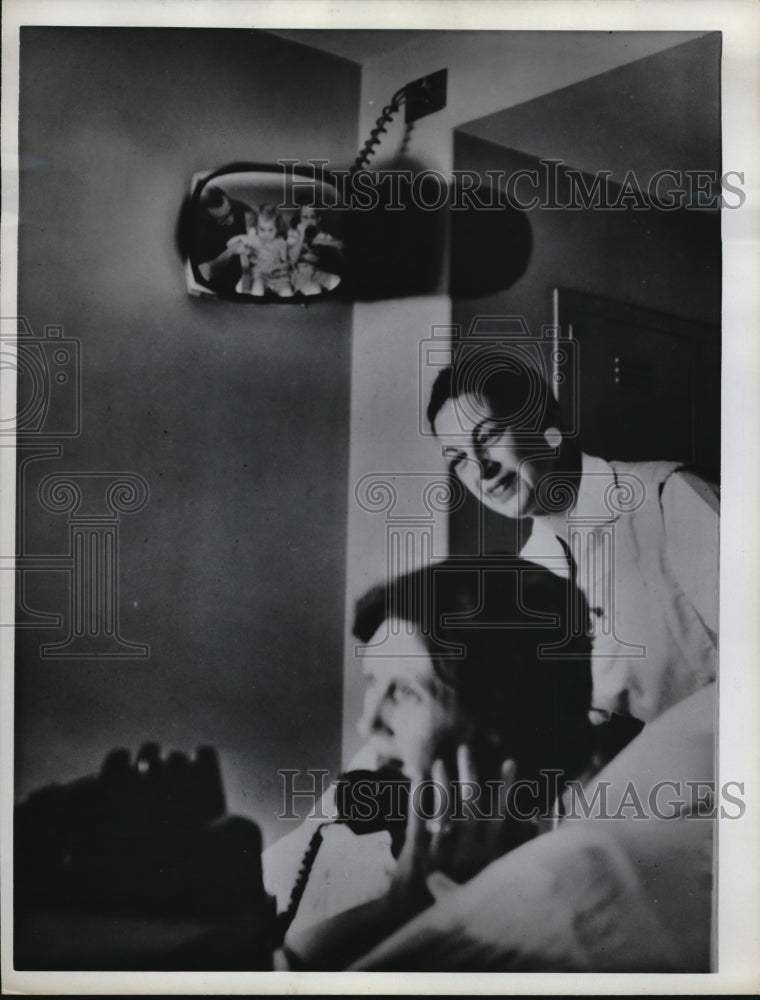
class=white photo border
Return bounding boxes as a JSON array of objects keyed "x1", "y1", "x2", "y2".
[{"x1": 1, "y1": 0, "x2": 758, "y2": 994}]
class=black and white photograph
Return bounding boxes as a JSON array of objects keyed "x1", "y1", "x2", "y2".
[{"x1": 1, "y1": 1, "x2": 759, "y2": 993}]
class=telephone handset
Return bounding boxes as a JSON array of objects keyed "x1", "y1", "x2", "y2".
[
  {"x1": 333, "y1": 765, "x2": 411, "y2": 853},
  {"x1": 276, "y1": 765, "x2": 411, "y2": 943}
]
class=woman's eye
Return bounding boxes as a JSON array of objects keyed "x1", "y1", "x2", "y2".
[
  {"x1": 392, "y1": 682, "x2": 422, "y2": 703},
  {"x1": 476, "y1": 424, "x2": 500, "y2": 447}
]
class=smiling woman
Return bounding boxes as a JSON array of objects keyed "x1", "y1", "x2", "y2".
[{"x1": 428, "y1": 360, "x2": 581, "y2": 521}]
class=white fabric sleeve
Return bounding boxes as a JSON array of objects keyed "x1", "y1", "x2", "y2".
[{"x1": 661, "y1": 470, "x2": 719, "y2": 634}]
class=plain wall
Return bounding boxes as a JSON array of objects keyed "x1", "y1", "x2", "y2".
[
  {"x1": 459, "y1": 32, "x2": 721, "y2": 191},
  {"x1": 15, "y1": 28, "x2": 359, "y2": 848},
  {"x1": 453, "y1": 132, "x2": 721, "y2": 337},
  {"x1": 451, "y1": 135, "x2": 721, "y2": 338}
]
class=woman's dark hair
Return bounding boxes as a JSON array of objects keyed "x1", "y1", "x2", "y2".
[
  {"x1": 353, "y1": 557, "x2": 594, "y2": 806},
  {"x1": 427, "y1": 358, "x2": 583, "y2": 495},
  {"x1": 427, "y1": 361, "x2": 565, "y2": 437}
]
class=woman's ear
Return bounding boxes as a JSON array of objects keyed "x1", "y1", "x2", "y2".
[{"x1": 543, "y1": 426, "x2": 563, "y2": 451}]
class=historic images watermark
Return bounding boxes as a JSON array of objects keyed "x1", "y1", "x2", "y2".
[
  {"x1": 278, "y1": 157, "x2": 746, "y2": 212},
  {"x1": 1, "y1": 316, "x2": 150, "y2": 657},
  {"x1": 278, "y1": 768, "x2": 746, "y2": 824}
]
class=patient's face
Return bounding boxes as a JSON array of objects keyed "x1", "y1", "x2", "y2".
[{"x1": 356, "y1": 621, "x2": 469, "y2": 781}]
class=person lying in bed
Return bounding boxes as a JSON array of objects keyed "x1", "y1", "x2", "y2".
[
  {"x1": 351, "y1": 679, "x2": 717, "y2": 973},
  {"x1": 266, "y1": 556, "x2": 597, "y2": 969}
]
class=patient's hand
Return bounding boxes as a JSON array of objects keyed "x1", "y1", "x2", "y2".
[
  {"x1": 431, "y1": 746, "x2": 535, "y2": 884},
  {"x1": 389, "y1": 745, "x2": 534, "y2": 910}
]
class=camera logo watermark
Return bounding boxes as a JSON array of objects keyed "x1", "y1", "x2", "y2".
[
  {"x1": 2, "y1": 316, "x2": 150, "y2": 658},
  {"x1": 0, "y1": 319, "x2": 81, "y2": 439}
]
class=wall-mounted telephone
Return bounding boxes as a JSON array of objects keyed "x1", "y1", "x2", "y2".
[{"x1": 276, "y1": 765, "x2": 410, "y2": 944}]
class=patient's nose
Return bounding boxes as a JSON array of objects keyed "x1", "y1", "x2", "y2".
[{"x1": 356, "y1": 682, "x2": 392, "y2": 739}]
